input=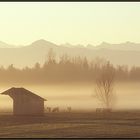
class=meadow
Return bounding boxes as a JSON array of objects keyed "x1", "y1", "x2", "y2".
[{"x1": 0, "y1": 111, "x2": 140, "y2": 138}]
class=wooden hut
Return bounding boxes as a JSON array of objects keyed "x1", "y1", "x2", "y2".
[{"x1": 1, "y1": 87, "x2": 46, "y2": 116}]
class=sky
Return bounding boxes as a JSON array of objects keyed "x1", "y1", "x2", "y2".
[{"x1": 0, "y1": 2, "x2": 140, "y2": 46}]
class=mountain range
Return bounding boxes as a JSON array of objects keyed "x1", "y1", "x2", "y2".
[{"x1": 0, "y1": 39, "x2": 140, "y2": 68}]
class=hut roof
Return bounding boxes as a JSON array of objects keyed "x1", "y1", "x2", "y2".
[{"x1": 1, "y1": 87, "x2": 46, "y2": 101}]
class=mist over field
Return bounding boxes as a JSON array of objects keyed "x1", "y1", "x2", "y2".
[{"x1": 0, "y1": 82, "x2": 140, "y2": 112}]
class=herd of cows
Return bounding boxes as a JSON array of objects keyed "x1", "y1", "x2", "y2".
[
  {"x1": 46, "y1": 107, "x2": 72, "y2": 113},
  {"x1": 45, "y1": 107, "x2": 112, "y2": 113}
]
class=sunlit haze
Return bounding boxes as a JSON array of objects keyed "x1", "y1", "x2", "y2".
[
  {"x1": 1, "y1": 3, "x2": 140, "y2": 138},
  {"x1": 0, "y1": 2, "x2": 140, "y2": 46}
]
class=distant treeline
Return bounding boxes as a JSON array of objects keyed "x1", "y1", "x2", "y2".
[{"x1": 0, "y1": 49, "x2": 140, "y2": 84}]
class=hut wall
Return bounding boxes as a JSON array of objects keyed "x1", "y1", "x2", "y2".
[{"x1": 11, "y1": 93, "x2": 44, "y2": 115}]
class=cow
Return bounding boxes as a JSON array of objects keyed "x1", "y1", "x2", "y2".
[
  {"x1": 46, "y1": 107, "x2": 51, "y2": 113},
  {"x1": 96, "y1": 108, "x2": 112, "y2": 113},
  {"x1": 52, "y1": 107, "x2": 59, "y2": 113},
  {"x1": 67, "y1": 107, "x2": 72, "y2": 112}
]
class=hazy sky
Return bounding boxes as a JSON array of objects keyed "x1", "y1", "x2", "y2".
[{"x1": 0, "y1": 2, "x2": 140, "y2": 46}]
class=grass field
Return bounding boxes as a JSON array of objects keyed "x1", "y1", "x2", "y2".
[{"x1": 0, "y1": 111, "x2": 140, "y2": 138}]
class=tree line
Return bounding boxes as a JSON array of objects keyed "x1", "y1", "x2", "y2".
[{"x1": 0, "y1": 48, "x2": 140, "y2": 84}]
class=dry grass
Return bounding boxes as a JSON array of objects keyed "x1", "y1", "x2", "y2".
[{"x1": 0, "y1": 110, "x2": 140, "y2": 138}]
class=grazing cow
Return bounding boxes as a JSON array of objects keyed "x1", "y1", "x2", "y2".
[
  {"x1": 46, "y1": 107, "x2": 51, "y2": 112},
  {"x1": 96, "y1": 108, "x2": 112, "y2": 113},
  {"x1": 67, "y1": 107, "x2": 72, "y2": 112},
  {"x1": 96, "y1": 108, "x2": 102, "y2": 113},
  {"x1": 52, "y1": 107, "x2": 59, "y2": 113}
]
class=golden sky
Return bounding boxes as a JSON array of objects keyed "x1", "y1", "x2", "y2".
[{"x1": 0, "y1": 2, "x2": 140, "y2": 46}]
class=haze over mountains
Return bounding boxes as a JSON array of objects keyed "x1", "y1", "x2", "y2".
[{"x1": 0, "y1": 39, "x2": 140, "y2": 68}]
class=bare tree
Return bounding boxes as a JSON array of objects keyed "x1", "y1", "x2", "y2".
[{"x1": 94, "y1": 61, "x2": 116, "y2": 110}]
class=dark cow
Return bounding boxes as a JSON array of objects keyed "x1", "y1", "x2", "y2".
[
  {"x1": 46, "y1": 107, "x2": 51, "y2": 112},
  {"x1": 67, "y1": 107, "x2": 72, "y2": 112},
  {"x1": 96, "y1": 108, "x2": 112, "y2": 113},
  {"x1": 52, "y1": 107, "x2": 59, "y2": 112}
]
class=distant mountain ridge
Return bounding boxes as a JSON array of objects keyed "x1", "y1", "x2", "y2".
[
  {"x1": 0, "y1": 39, "x2": 140, "y2": 68},
  {"x1": 65, "y1": 41, "x2": 140, "y2": 51}
]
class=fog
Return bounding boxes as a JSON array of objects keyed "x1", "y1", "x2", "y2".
[{"x1": 0, "y1": 82, "x2": 140, "y2": 112}]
